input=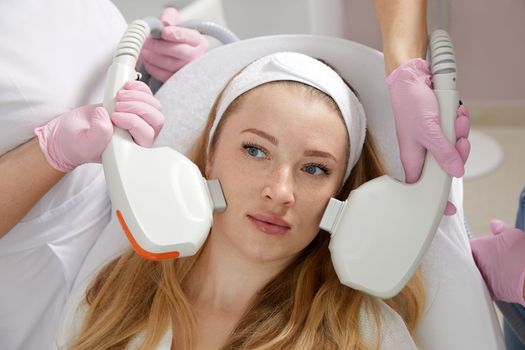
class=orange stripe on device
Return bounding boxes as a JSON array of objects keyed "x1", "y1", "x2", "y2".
[{"x1": 116, "y1": 210, "x2": 180, "y2": 260}]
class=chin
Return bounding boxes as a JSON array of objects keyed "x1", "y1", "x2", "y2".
[{"x1": 232, "y1": 235, "x2": 297, "y2": 264}]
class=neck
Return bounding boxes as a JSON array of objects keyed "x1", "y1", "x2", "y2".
[{"x1": 184, "y1": 229, "x2": 291, "y2": 315}]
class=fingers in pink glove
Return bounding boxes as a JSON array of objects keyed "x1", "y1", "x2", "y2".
[
  {"x1": 398, "y1": 145, "x2": 425, "y2": 184},
  {"x1": 117, "y1": 80, "x2": 160, "y2": 105},
  {"x1": 444, "y1": 202, "x2": 457, "y2": 216},
  {"x1": 65, "y1": 106, "x2": 113, "y2": 167},
  {"x1": 160, "y1": 7, "x2": 180, "y2": 26},
  {"x1": 143, "y1": 27, "x2": 207, "y2": 60},
  {"x1": 490, "y1": 219, "x2": 507, "y2": 234},
  {"x1": 454, "y1": 104, "x2": 471, "y2": 163},
  {"x1": 400, "y1": 105, "x2": 469, "y2": 183},
  {"x1": 140, "y1": 8, "x2": 208, "y2": 82},
  {"x1": 112, "y1": 81, "x2": 164, "y2": 147},
  {"x1": 84, "y1": 107, "x2": 114, "y2": 151},
  {"x1": 422, "y1": 124, "x2": 465, "y2": 178},
  {"x1": 141, "y1": 26, "x2": 208, "y2": 82},
  {"x1": 116, "y1": 83, "x2": 163, "y2": 133},
  {"x1": 441, "y1": 105, "x2": 471, "y2": 215},
  {"x1": 456, "y1": 138, "x2": 470, "y2": 163},
  {"x1": 471, "y1": 220, "x2": 525, "y2": 306},
  {"x1": 161, "y1": 26, "x2": 206, "y2": 46},
  {"x1": 387, "y1": 59, "x2": 468, "y2": 184},
  {"x1": 455, "y1": 104, "x2": 470, "y2": 138},
  {"x1": 141, "y1": 47, "x2": 193, "y2": 81},
  {"x1": 34, "y1": 105, "x2": 113, "y2": 172},
  {"x1": 121, "y1": 80, "x2": 155, "y2": 95},
  {"x1": 141, "y1": 60, "x2": 174, "y2": 83},
  {"x1": 111, "y1": 113, "x2": 155, "y2": 147}
]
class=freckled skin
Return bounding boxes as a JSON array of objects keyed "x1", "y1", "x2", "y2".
[{"x1": 206, "y1": 84, "x2": 349, "y2": 264}]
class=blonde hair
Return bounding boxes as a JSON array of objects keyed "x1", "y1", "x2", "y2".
[{"x1": 70, "y1": 81, "x2": 425, "y2": 350}]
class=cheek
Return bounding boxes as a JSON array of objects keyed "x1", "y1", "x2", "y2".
[
  {"x1": 208, "y1": 150, "x2": 261, "y2": 205},
  {"x1": 296, "y1": 192, "x2": 333, "y2": 235},
  {"x1": 291, "y1": 192, "x2": 333, "y2": 254}
]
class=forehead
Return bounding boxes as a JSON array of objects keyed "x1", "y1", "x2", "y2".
[{"x1": 222, "y1": 83, "x2": 348, "y2": 144}]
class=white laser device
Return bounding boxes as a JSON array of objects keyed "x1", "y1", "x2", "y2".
[
  {"x1": 321, "y1": 30, "x2": 459, "y2": 298},
  {"x1": 101, "y1": 18, "x2": 226, "y2": 260}
]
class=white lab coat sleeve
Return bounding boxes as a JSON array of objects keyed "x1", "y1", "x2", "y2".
[
  {"x1": 0, "y1": 1, "x2": 127, "y2": 348},
  {"x1": 54, "y1": 215, "x2": 130, "y2": 349},
  {"x1": 360, "y1": 300, "x2": 419, "y2": 350}
]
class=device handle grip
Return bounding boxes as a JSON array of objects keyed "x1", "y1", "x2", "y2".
[
  {"x1": 417, "y1": 30, "x2": 458, "y2": 204},
  {"x1": 429, "y1": 29, "x2": 458, "y2": 143}
]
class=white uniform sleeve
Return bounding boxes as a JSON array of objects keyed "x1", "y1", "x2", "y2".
[
  {"x1": 55, "y1": 267, "x2": 173, "y2": 350},
  {"x1": 360, "y1": 300, "x2": 418, "y2": 350},
  {"x1": 53, "y1": 283, "x2": 89, "y2": 350},
  {"x1": 414, "y1": 178, "x2": 505, "y2": 349},
  {"x1": 0, "y1": 2, "x2": 127, "y2": 349},
  {"x1": 54, "y1": 215, "x2": 130, "y2": 349}
]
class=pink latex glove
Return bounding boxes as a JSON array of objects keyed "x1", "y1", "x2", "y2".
[
  {"x1": 141, "y1": 7, "x2": 208, "y2": 82},
  {"x1": 35, "y1": 80, "x2": 163, "y2": 172},
  {"x1": 470, "y1": 220, "x2": 525, "y2": 307},
  {"x1": 387, "y1": 58, "x2": 471, "y2": 215}
]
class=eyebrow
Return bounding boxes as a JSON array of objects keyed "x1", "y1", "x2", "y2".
[
  {"x1": 304, "y1": 150, "x2": 337, "y2": 162},
  {"x1": 241, "y1": 128, "x2": 338, "y2": 162},
  {"x1": 241, "y1": 128, "x2": 278, "y2": 145}
]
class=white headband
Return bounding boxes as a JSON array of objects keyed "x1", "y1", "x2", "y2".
[{"x1": 207, "y1": 52, "x2": 367, "y2": 181}]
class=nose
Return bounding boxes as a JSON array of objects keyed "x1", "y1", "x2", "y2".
[{"x1": 261, "y1": 166, "x2": 295, "y2": 207}]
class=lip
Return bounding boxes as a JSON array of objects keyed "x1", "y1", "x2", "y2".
[{"x1": 247, "y1": 213, "x2": 291, "y2": 235}]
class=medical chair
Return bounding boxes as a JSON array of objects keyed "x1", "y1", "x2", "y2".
[{"x1": 62, "y1": 2, "x2": 506, "y2": 349}]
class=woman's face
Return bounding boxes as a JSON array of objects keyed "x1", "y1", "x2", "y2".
[{"x1": 206, "y1": 83, "x2": 349, "y2": 264}]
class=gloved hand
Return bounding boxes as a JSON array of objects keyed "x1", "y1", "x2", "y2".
[
  {"x1": 35, "y1": 80, "x2": 163, "y2": 173},
  {"x1": 140, "y1": 7, "x2": 208, "y2": 82},
  {"x1": 470, "y1": 220, "x2": 525, "y2": 307},
  {"x1": 387, "y1": 58, "x2": 471, "y2": 215}
]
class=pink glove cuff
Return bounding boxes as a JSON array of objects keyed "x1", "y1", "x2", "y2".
[
  {"x1": 34, "y1": 125, "x2": 74, "y2": 173},
  {"x1": 386, "y1": 58, "x2": 431, "y2": 87}
]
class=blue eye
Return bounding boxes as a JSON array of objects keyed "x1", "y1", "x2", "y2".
[
  {"x1": 304, "y1": 163, "x2": 330, "y2": 176},
  {"x1": 243, "y1": 143, "x2": 267, "y2": 158}
]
